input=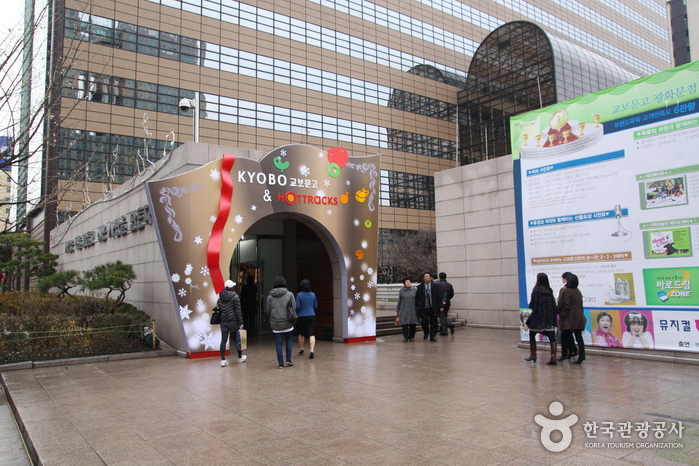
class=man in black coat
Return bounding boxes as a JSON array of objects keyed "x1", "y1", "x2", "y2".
[
  {"x1": 415, "y1": 272, "x2": 446, "y2": 341},
  {"x1": 437, "y1": 272, "x2": 455, "y2": 335}
]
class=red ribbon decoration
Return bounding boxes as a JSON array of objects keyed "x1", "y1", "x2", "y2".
[{"x1": 208, "y1": 153, "x2": 236, "y2": 293}]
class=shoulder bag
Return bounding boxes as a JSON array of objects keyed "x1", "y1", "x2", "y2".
[{"x1": 210, "y1": 306, "x2": 221, "y2": 325}]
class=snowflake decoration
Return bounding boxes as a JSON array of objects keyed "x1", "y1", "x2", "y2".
[
  {"x1": 251, "y1": 205, "x2": 257, "y2": 211},
  {"x1": 228, "y1": 238, "x2": 233, "y2": 242},
  {"x1": 327, "y1": 209, "x2": 332, "y2": 215},
  {"x1": 197, "y1": 299, "x2": 204, "y2": 307},
  {"x1": 185, "y1": 264, "x2": 193, "y2": 275},
  {"x1": 280, "y1": 149, "x2": 287, "y2": 157},
  {"x1": 179, "y1": 304, "x2": 192, "y2": 320},
  {"x1": 367, "y1": 267, "x2": 374, "y2": 275},
  {"x1": 367, "y1": 281, "x2": 374, "y2": 288},
  {"x1": 300, "y1": 165, "x2": 310, "y2": 177},
  {"x1": 350, "y1": 309, "x2": 355, "y2": 316},
  {"x1": 317, "y1": 190, "x2": 325, "y2": 197},
  {"x1": 185, "y1": 277, "x2": 192, "y2": 285},
  {"x1": 324, "y1": 179, "x2": 330, "y2": 187},
  {"x1": 210, "y1": 169, "x2": 220, "y2": 181},
  {"x1": 346, "y1": 180, "x2": 351, "y2": 186},
  {"x1": 178, "y1": 288, "x2": 187, "y2": 297},
  {"x1": 197, "y1": 332, "x2": 216, "y2": 350},
  {"x1": 360, "y1": 306, "x2": 367, "y2": 314},
  {"x1": 235, "y1": 215, "x2": 243, "y2": 223},
  {"x1": 360, "y1": 274, "x2": 365, "y2": 280},
  {"x1": 201, "y1": 266, "x2": 209, "y2": 275},
  {"x1": 194, "y1": 236, "x2": 203, "y2": 245},
  {"x1": 363, "y1": 293, "x2": 370, "y2": 301},
  {"x1": 362, "y1": 240, "x2": 368, "y2": 249},
  {"x1": 171, "y1": 273, "x2": 181, "y2": 283},
  {"x1": 210, "y1": 216, "x2": 217, "y2": 223},
  {"x1": 354, "y1": 292, "x2": 361, "y2": 300},
  {"x1": 351, "y1": 284, "x2": 356, "y2": 291}
]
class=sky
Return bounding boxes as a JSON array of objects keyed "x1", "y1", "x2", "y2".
[{"x1": 1, "y1": 0, "x2": 51, "y2": 217}]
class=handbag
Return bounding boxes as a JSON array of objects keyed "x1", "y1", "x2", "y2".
[{"x1": 210, "y1": 306, "x2": 221, "y2": 325}]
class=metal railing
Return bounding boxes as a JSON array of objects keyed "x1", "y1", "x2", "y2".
[{"x1": 0, "y1": 320, "x2": 159, "y2": 364}]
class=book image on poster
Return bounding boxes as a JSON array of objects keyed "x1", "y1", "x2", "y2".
[
  {"x1": 643, "y1": 227, "x2": 693, "y2": 259},
  {"x1": 641, "y1": 175, "x2": 687, "y2": 210}
]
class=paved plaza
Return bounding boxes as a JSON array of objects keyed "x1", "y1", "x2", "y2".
[{"x1": 1, "y1": 327, "x2": 699, "y2": 465}]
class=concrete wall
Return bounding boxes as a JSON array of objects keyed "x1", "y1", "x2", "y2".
[
  {"x1": 49, "y1": 143, "x2": 264, "y2": 352},
  {"x1": 434, "y1": 156, "x2": 520, "y2": 329}
]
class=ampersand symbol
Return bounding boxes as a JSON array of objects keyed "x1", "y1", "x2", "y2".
[{"x1": 263, "y1": 190, "x2": 271, "y2": 202}]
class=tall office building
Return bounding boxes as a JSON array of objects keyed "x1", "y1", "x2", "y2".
[
  {"x1": 667, "y1": 0, "x2": 699, "y2": 66},
  {"x1": 46, "y1": 0, "x2": 672, "y2": 265}
]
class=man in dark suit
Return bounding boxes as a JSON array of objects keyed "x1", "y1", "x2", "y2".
[
  {"x1": 437, "y1": 272, "x2": 455, "y2": 335},
  {"x1": 415, "y1": 272, "x2": 446, "y2": 341}
]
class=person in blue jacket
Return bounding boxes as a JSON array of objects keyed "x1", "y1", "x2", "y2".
[{"x1": 296, "y1": 279, "x2": 318, "y2": 359}]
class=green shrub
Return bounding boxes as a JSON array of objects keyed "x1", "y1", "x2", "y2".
[{"x1": 0, "y1": 291, "x2": 155, "y2": 363}]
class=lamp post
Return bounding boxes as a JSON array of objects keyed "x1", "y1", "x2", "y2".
[{"x1": 178, "y1": 95, "x2": 199, "y2": 142}]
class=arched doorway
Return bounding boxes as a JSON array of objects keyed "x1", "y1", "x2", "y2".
[{"x1": 230, "y1": 214, "x2": 337, "y2": 340}]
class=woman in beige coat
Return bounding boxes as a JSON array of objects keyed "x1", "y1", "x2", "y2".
[{"x1": 557, "y1": 274, "x2": 586, "y2": 364}]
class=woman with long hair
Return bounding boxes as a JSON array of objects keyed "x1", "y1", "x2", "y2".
[
  {"x1": 524, "y1": 273, "x2": 558, "y2": 365},
  {"x1": 557, "y1": 273, "x2": 586, "y2": 364}
]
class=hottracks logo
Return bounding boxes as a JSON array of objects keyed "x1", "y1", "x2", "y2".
[{"x1": 278, "y1": 191, "x2": 339, "y2": 206}]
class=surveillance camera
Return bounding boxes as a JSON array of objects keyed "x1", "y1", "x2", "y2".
[{"x1": 178, "y1": 98, "x2": 194, "y2": 112}]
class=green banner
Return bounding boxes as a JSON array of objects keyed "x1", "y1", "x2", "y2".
[{"x1": 643, "y1": 267, "x2": 699, "y2": 306}]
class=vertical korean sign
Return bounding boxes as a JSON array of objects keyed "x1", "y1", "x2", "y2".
[{"x1": 512, "y1": 62, "x2": 699, "y2": 352}]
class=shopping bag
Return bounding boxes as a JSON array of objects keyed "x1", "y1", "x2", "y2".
[{"x1": 239, "y1": 329, "x2": 247, "y2": 350}]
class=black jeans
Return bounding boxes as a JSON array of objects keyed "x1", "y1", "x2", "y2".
[
  {"x1": 220, "y1": 322, "x2": 241, "y2": 359},
  {"x1": 402, "y1": 324, "x2": 416, "y2": 340},
  {"x1": 572, "y1": 329, "x2": 585, "y2": 360},
  {"x1": 561, "y1": 330, "x2": 585, "y2": 359}
]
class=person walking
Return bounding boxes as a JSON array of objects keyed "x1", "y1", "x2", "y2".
[
  {"x1": 218, "y1": 280, "x2": 246, "y2": 367},
  {"x1": 437, "y1": 272, "x2": 455, "y2": 335},
  {"x1": 415, "y1": 272, "x2": 446, "y2": 342},
  {"x1": 558, "y1": 274, "x2": 586, "y2": 364},
  {"x1": 240, "y1": 275, "x2": 258, "y2": 335},
  {"x1": 524, "y1": 273, "x2": 558, "y2": 365},
  {"x1": 396, "y1": 277, "x2": 418, "y2": 341},
  {"x1": 296, "y1": 279, "x2": 318, "y2": 359},
  {"x1": 556, "y1": 271, "x2": 577, "y2": 359},
  {"x1": 266, "y1": 276, "x2": 297, "y2": 368}
]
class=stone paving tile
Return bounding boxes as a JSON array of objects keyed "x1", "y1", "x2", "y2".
[
  {"x1": 3, "y1": 327, "x2": 699, "y2": 465},
  {"x1": 0, "y1": 385, "x2": 30, "y2": 466}
]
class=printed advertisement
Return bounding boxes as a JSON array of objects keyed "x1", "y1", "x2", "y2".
[{"x1": 512, "y1": 62, "x2": 699, "y2": 351}]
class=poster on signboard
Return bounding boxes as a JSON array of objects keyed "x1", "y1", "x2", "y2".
[{"x1": 511, "y1": 61, "x2": 699, "y2": 352}]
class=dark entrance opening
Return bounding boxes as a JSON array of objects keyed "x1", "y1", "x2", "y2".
[{"x1": 229, "y1": 215, "x2": 335, "y2": 340}]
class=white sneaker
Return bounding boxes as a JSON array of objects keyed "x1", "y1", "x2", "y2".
[
  {"x1": 220, "y1": 360, "x2": 229, "y2": 367},
  {"x1": 238, "y1": 355, "x2": 247, "y2": 363}
]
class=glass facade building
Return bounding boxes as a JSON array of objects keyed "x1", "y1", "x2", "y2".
[
  {"x1": 458, "y1": 21, "x2": 640, "y2": 165},
  {"x1": 46, "y1": 0, "x2": 672, "y2": 237}
]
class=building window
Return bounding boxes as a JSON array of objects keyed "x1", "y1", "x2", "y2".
[{"x1": 380, "y1": 170, "x2": 435, "y2": 210}]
